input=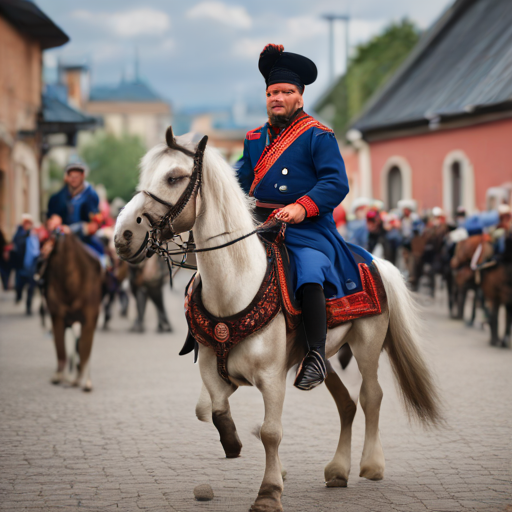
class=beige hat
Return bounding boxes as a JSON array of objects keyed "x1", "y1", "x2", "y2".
[
  {"x1": 498, "y1": 204, "x2": 511, "y2": 215},
  {"x1": 64, "y1": 162, "x2": 89, "y2": 177},
  {"x1": 21, "y1": 213, "x2": 33, "y2": 223}
]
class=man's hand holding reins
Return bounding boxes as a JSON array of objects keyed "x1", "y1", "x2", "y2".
[{"x1": 277, "y1": 203, "x2": 306, "y2": 224}]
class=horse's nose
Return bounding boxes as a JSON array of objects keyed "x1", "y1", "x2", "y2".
[{"x1": 123, "y1": 230, "x2": 133, "y2": 240}]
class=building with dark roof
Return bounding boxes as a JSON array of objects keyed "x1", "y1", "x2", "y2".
[{"x1": 347, "y1": 0, "x2": 512, "y2": 216}]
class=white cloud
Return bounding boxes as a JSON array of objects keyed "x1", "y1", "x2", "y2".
[
  {"x1": 233, "y1": 37, "x2": 268, "y2": 58},
  {"x1": 286, "y1": 16, "x2": 325, "y2": 40},
  {"x1": 232, "y1": 16, "x2": 324, "y2": 59},
  {"x1": 72, "y1": 8, "x2": 171, "y2": 38},
  {"x1": 186, "y1": 2, "x2": 252, "y2": 30}
]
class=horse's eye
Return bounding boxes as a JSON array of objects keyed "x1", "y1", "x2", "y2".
[{"x1": 168, "y1": 176, "x2": 182, "y2": 185}]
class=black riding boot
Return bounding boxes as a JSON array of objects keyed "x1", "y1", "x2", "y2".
[{"x1": 294, "y1": 283, "x2": 327, "y2": 391}]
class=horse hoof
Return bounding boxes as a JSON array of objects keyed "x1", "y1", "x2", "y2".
[
  {"x1": 82, "y1": 382, "x2": 93, "y2": 392},
  {"x1": 50, "y1": 372, "x2": 64, "y2": 385},
  {"x1": 359, "y1": 466, "x2": 384, "y2": 480},
  {"x1": 250, "y1": 485, "x2": 283, "y2": 512},
  {"x1": 325, "y1": 477, "x2": 347, "y2": 487},
  {"x1": 250, "y1": 497, "x2": 283, "y2": 512}
]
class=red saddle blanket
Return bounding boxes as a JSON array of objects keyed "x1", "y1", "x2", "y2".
[{"x1": 182, "y1": 234, "x2": 386, "y2": 384}]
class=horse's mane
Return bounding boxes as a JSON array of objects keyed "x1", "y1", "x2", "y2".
[
  {"x1": 138, "y1": 139, "x2": 256, "y2": 240},
  {"x1": 200, "y1": 145, "x2": 256, "y2": 234}
]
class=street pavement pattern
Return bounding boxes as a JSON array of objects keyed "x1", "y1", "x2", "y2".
[{"x1": 1, "y1": 272, "x2": 511, "y2": 512}]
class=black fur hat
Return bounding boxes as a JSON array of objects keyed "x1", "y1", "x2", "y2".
[{"x1": 258, "y1": 44, "x2": 317, "y2": 90}]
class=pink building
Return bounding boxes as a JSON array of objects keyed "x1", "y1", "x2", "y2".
[{"x1": 348, "y1": 0, "x2": 512, "y2": 218}]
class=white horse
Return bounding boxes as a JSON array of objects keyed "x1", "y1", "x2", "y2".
[{"x1": 114, "y1": 130, "x2": 442, "y2": 512}]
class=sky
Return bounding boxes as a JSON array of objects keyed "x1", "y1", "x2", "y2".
[{"x1": 37, "y1": 0, "x2": 453, "y2": 111}]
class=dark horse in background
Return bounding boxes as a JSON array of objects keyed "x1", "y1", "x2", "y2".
[
  {"x1": 408, "y1": 225, "x2": 450, "y2": 297},
  {"x1": 128, "y1": 256, "x2": 172, "y2": 333},
  {"x1": 44, "y1": 233, "x2": 103, "y2": 391}
]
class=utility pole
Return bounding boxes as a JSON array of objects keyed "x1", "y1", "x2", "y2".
[{"x1": 321, "y1": 14, "x2": 350, "y2": 85}]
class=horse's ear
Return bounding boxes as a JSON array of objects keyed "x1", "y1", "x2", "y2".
[
  {"x1": 165, "y1": 126, "x2": 175, "y2": 148},
  {"x1": 195, "y1": 135, "x2": 208, "y2": 155}
]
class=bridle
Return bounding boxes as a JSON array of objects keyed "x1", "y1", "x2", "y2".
[{"x1": 133, "y1": 126, "x2": 283, "y2": 287}]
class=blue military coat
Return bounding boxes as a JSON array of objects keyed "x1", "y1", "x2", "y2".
[
  {"x1": 235, "y1": 115, "x2": 373, "y2": 299},
  {"x1": 48, "y1": 182, "x2": 104, "y2": 256}
]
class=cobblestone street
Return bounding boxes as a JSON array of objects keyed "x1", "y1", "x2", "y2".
[{"x1": 1, "y1": 274, "x2": 511, "y2": 512}]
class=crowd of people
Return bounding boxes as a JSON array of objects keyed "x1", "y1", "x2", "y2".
[{"x1": 332, "y1": 198, "x2": 511, "y2": 277}]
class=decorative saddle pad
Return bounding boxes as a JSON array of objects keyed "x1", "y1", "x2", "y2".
[{"x1": 181, "y1": 229, "x2": 386, "y2": 384}]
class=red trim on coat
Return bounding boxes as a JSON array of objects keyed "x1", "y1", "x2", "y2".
[{"x1": 296, "y1": 195, "x2": 320, "y2": 217}]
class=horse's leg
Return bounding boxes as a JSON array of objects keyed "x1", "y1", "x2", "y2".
[
  {"x1": 119, "y1": 290, "x2": 129, "y2": 317},
  {"x1": 103, "y1": 292, "x2": 114, "y2": 330},
  {"x1": 348, "y1": 314, "x2": 388, "y2": 480},
  {"x1": 130, "y1": 287, "x2": 147, "y2": 332},
  {"x1": 469, "y1": 285, "x2": 478, "y2": 326},
  {"x1": 77, "y1": 313, "x2": 98, "y2": 391},
  {"x1": 251, "y1": 376, "x2": 286, "y2": 512},
  {"x1": 489, "y1": 302, "x2": 500, "y2": 346},
  {"x1": 198, "y1": 347, "x2": 242, "y2": 458},
  {"x1": 503, "y1": 304, "x2": 512, "y2": 348},
  {"x1": 50, "y1": 315, "x2": 66, "y2": 384},
  {"x1": 147, "y1": 285, "x2": 172, "y2": 332},
  {"x1": 324, "y1": 360, "x2": 357, "y2": 487}
]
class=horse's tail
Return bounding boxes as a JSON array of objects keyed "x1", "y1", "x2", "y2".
[{"x1": 374, "y1": 259, "x2": 443, "y2": 427}]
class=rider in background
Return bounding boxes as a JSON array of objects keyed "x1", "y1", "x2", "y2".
[{"x1": 47, "y1": 163, "x2": 105, "y2": 261}]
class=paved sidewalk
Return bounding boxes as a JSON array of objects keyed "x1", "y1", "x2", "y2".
[{"x1": 0, "y1": 275, "x2": 511, "y2": 512}]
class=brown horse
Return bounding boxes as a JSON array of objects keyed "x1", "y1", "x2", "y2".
[
  {"x1": 450, "y1": 234, "x2": 493, "y2": 321},
  {"x1": 479, "y1": 237, "x2": 512, "y2": 347},
  {"x1": 44, "y1": 233, "x2": 103, "y2": 391},
  {"x1": 409, "y1": 225, "x2": 448, "y2": 296}
]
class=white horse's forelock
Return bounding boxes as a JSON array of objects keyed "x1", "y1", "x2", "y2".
[{"x1": 138, "y1": 143, "x2": 166, "y2": 191}]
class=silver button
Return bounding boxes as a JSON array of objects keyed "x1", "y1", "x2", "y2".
[
  {"x1": 281, "y1": 168, "x2": 289, "y2": 175},
  {"x1": 279, "y1": 185, "x2": 288, "y2": 193}
]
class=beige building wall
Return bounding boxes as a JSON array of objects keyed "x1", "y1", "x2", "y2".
[
  {"x1": 86, "y1": 101, "x2": 171, "y2": 149},
  {"x1": 0, "y1": 16, "x2": 42, "y2": 236}
]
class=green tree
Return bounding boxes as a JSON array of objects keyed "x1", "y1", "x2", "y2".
[
  {"x1": 316, "y1": 19, "x2": 420, "y2": 137},
  {"x1": 80, "y1": 132, "x2": 146, "y2": 202}
]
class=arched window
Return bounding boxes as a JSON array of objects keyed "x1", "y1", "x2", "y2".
[
  {"x1": 442, "y1": 150, "x2": 475, "y2": 216},
  {"x1": 380, "y1": 156, "x2": 412, "y2": 210},
  {"x1": 387, "y1": 166, "x2": 403, "y2": 209},
  {"x1": 451, "y1": 161, "x2": 462, "y2": 218}
]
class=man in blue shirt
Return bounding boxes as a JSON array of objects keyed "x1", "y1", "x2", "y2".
[
  {"x1": 235, "y1": 44, "x2": 373, "y2": 390},
  {"x1": 47, "y1": 163, "x2": 104, "y2": 258},
  {"x1": 11, "y1": 214, "x2": 40, "y2": 315}
]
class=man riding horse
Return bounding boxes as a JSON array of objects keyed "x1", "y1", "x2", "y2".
[
  {"x1": 235, "y1": 44, "x2": 373, "y2": 390},
  {"x1": 47, "y1": 163, "x2": 105, "y2": 262}
]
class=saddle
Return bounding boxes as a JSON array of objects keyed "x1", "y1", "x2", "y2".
[{"x1": 180, "y1": 224, "x2": 386, "y2": 384}]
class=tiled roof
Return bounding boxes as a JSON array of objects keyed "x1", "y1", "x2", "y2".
[
  {"x1": 40, "y1": 94, "x2": 98, "y2": 132},
  {"x1": 351, "y1": 0, "x2": 512, "y2": 135},
  {"x1": 89, "y1": 80, "x2": 164, "y2": 103}
]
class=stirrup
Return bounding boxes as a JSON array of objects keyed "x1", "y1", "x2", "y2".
[{"x1": 294, "y1": 350, "x2": 326, "y2": 391}]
